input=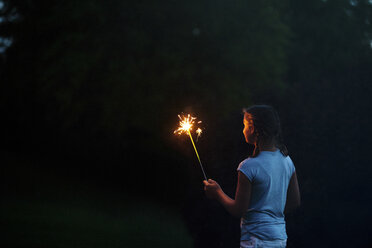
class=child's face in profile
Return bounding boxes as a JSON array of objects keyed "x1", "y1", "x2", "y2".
[{"x1": 243, "y1": 113, "x2": 256, "y2": 145}]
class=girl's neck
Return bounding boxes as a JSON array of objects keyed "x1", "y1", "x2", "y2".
[{"x1": 256, "y1": 139, "x2": 277, "y2": 152}]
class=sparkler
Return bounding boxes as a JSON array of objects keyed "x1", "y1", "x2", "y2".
[{"x1": 174, "y1": 114, "x2": 208, "y2": 181}]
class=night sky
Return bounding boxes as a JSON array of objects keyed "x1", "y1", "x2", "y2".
[{"x1": 1, "y1": 0, "x2": 372, "y2": 247}]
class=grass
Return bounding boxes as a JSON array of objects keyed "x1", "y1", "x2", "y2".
[
  {"x1": 1, "y1": 198, "x2": 193, "y2": 248},
  {"x1": 1, "y1": 150, "x2": 193, "y2": 248}
]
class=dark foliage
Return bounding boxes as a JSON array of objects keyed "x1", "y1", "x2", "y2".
[{"x1": 1, "y1": 0, "x2": 372, "y2": 247}]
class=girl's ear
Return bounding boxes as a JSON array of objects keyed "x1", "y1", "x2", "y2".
[{"x1": 250, "y1": 124, "x2": 255, "y2": 135}]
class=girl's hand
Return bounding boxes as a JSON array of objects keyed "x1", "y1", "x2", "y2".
[{"x1": 203, "y1": 179, "x2": 222, "y2": 200}]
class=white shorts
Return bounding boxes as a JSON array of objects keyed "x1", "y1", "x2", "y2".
[{"x1": 240, "y1": 236, "x2": 287, "y2": 248}]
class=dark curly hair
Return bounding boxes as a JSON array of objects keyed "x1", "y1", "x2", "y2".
[{"x1": 243, "y1": 105, "x2": 288, "y2": 158}]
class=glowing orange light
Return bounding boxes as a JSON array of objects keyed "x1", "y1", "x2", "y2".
[
  {"x1": 174, "y1": 114, "x2": 198, "y2": 135},
  {"x1": 196, "y1": 128, "x2": 202, "y2": 139},
  {"x1": 174, "y1": 114, "x2": 207, "y2": 181}
]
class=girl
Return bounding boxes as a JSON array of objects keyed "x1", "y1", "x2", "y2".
[{"x1": 204, "y1": 105, "x2": 300, "y2": 248}]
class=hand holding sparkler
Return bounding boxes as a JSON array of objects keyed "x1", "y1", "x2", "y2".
[
  {"x1": 203, "y1": 179, "x2": 222, "y2": 200},
  {"x1": 174, "y1": 114, "x2": 208, "y2": 181}
]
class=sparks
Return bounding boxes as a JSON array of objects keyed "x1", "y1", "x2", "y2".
[
  {"x1": 174, "y1": 113, "x2": 207, "y2": 181},
  {"x1": 196, "y1": 128, "x2": 202, "y2": 136},
  {"x1": 196, "y1": 128, "x2": 202, "y2": 142},
  {"x1": 174, "y1": 114, "x2": 197, "y2": 135}
]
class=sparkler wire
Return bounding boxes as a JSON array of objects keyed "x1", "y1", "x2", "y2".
[{"x1": 187, "y1": 130, "x2": 208, "y2": 181}]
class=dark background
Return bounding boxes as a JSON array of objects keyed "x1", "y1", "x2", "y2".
[{"x1": 1, "y1": 0, "x2": 372, "y2": 247}]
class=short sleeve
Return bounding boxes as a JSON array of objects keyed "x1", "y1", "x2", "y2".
[
  {"x1": 237, "y1": 159, "x2": 257, "y2": 182},
  {"x1": 286, "y1": 156, "x2": 296, "y2": 177}
]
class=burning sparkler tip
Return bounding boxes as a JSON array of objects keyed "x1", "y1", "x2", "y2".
[{"x1": 174, "y1": 112, "x2": 207, "y2": 180}]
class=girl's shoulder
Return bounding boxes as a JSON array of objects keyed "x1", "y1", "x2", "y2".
[
  {"x1": 237, "y1": 157, "x2": 262, "y2": 181},
  {"x1": 284, "y1": 155, "x2": 296, "y2": 172},
  {"x1": 238, "y1": 156, "x2": 261, "y2": 169}
]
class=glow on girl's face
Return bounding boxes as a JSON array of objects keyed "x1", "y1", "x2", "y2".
[{"x1": 243, "y1": 114, "x2": 255, "y2": 144}]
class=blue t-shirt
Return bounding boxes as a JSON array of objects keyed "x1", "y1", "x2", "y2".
[{"x1": 237, "y1": 150, "x2": 295, "y2": 241}]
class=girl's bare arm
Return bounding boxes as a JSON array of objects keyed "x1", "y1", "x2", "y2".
[
  {"x1": 284, "y1": 171, "x2": 301, "y2": 213},
  {"x1": 204, "y1": 172, "x2": 251, "y2": 218}
]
